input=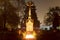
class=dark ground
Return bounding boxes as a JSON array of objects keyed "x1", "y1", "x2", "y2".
[{"x1": 0, "y1": 30, "x2": 60, "y2": 40}]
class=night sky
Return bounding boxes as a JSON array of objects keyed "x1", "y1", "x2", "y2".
[{"x1": 26, "y1": 0, "x2": 60, "y2": 24}]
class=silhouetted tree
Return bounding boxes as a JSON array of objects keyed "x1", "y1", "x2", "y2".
[
  {"x1": 0, "y1": 0, "x2": 5, "y2": 30},
  {"x1": 44, "y1": 12, "x2": 53, "y2": 26},
  {"x1": 44, "y1": 6, "x2": 60, "y2": 29},
  {"x1": 0, "y1": 0, "x2": 20, "y2": 30}
]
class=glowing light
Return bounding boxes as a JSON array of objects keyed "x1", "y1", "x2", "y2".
[
  {"x1": 23, "y1": 31, "x2": 36, "y2": 40},
  {"x1": 22, "y1": 2, "x2": 37, "y2": 40},
  {"x1": 25, "y1": 34, "x2": 35, "y2": 39},
  {"x1": 26, "y1": 1, "x2": 34, "y2": 32},
  {"x1": 26, "y1": 20, "x2": 33, "y2": 32},
  {"x1": 18, "y1": 24, "x2": 21, "y2": 28}
]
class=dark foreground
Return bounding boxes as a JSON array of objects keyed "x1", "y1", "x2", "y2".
[{"x1": 0, "y1": 30, "x2": 60, "y2": 40}]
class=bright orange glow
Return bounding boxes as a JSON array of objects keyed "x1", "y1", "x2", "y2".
[
  {"x1": 25, "y1": 34, "x2": 35, "y2": 39},
  {"x1": 23, "y1": 31, "x2": 36, "y2": 40},
  {"x1": 26, "y1": 2, "x2": 34, "y2": 32}
]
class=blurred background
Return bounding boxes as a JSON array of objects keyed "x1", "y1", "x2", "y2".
[{"x1": 0, "y1": 0, "x2": 60, "y2": 40}]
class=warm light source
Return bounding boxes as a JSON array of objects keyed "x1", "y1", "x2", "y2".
[
  {"x1": 25, "y1": 34, "x2": 35, "y2": 39},
  {"x1": 23, "y1": 31, "x2": 36, "y2": 40},
  {"x1": 22, "y1": 1, "x2": 37, "y2": 40}
]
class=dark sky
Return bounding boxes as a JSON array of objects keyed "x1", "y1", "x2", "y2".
[{"x1": 26, "y1": 0, "x2": 60, "y2": 24}]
